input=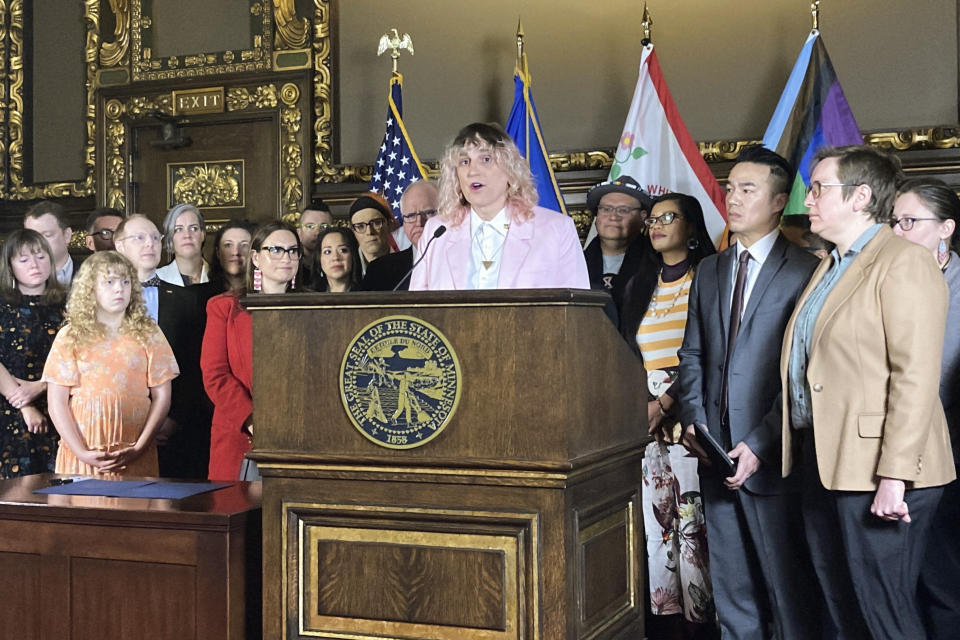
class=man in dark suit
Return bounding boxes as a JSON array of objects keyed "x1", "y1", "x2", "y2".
[
  {"x1": 115, "y1": 214, "x2": 212, "y2": 479},
  {"x1": 582, "y1": 176, "x2": 653, "y2": 325},
  {"x1": 676, "y1": 146, "x2": 821, "y2": 640},
  {"x1": 361, "y1": 180, "x2": 438, "y2": 291},
  {"x1": 24, "y1": 200, "x2": 81, "y2": 286}
]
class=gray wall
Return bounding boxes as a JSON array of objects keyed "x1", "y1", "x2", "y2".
[{"x1": 337, "y1": 0, "x2": 958, "y2": 163}]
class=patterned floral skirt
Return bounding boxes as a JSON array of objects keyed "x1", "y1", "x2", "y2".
[{"x1": 641, "y1": 440, "x2": 714, "y2": 623}]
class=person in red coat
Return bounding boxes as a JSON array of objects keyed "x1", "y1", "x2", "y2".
[{"x1": 202, "y1": 222, "x2": 302, "y2": 480}]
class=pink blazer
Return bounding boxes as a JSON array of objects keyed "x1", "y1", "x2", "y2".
[{"x1": 409, "y1": 206, "x2": 590, "y2": 290}]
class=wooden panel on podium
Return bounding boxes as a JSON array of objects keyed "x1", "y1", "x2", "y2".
[
  {"x1": 248, "y1": 289, "x2": 648, "y2": 639},
  {"x1": 0, "y1": 475, "x2": 262, "y2": 640}
]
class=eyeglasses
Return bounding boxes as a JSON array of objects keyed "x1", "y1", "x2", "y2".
[
  {"x1": 401, "y1": 209, "x2": 437, "y2": 223},
  {"x1": 351, "y1": 218, "x2": 386, "y2": 234},
  {"x1": 87, "y1": 229, "x2": 115, "y2": 240},
  {"x1": 260, "y1": 245, "x2": 302, "y2": 259},
  {"x1": 806, "y1": 181, "x2": 859, "y2": 199},
  {"x1": 298, "y1": 222, "x2": 330, "y2": 232},
  {"x1": 174, "y1": 224, "x2": 202, "y2": 235},
  {"x1": 643, "y1": 212, "x2": 683, "y2": 227},
  {"x1": 118, "y1": 233, "x2": 162, "y2": 246},
  {"x1": 597, "y1": 205, "x2": 643, "y2": 217},
  {"x1": 891, "y1": 217, "x2": 940, "y2": 231}
]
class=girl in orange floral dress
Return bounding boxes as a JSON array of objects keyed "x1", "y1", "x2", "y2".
[{"x1": 42, "y1": 251, "x2": 179, "y2": 476}]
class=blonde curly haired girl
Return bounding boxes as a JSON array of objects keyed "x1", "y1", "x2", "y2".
[{"x1": 42, "y1": 251, "x2": 179, "y2": 476}]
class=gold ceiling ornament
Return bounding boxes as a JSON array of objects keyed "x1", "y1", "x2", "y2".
[
  {"x1": 377, "y1": 28, "x2": 414, "y2": 75},
  {"x1": 3, "y1": 0, "x2": 97, "y2": 200},
  {"x1": 99, "y1": 0, "x2": 130, "y2": 67},
  {"x1": 273, "y1": 0, "x2": 308, "y2": 50}
]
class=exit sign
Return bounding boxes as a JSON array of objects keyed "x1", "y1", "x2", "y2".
[{"x1": 173, "y1": 88, "x2": 225, "y2": 115}]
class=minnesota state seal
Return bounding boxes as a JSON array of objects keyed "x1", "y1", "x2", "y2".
[{"x1": 340, "y1": 315, "x2": 461, "y2": 449}]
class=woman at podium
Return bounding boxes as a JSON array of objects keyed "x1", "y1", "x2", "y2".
[{"x1": 409, "y1": 122, "x2": 588, "y2": 290}]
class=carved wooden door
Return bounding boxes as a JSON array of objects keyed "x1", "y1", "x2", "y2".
[{"x1": 130, "y1": 113, "x2": 280, "y2": 229}]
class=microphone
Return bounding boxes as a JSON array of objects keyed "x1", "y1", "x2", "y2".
[{"x1": 393, "y1": 225, "x2": 446, "y2": 291}]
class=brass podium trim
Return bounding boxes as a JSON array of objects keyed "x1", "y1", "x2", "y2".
[{"x1": 283, "y1": 502, "x2": 541, "y2": 640}]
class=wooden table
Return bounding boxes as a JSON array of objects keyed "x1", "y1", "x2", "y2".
[{"x1": 0, "y1": 474, "x2": 262, "y2": 640}]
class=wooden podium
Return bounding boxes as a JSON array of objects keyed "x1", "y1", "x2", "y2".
[{"x1": 248, "y1": 289, "x2": 647, "y2": 639}]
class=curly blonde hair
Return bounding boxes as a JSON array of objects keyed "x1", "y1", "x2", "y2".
[
  {"x1": 438, "y1": 122, "x2": 539, "y2": 227},
  {"x1": 64, "y1": 251, "x2": 157, "y2": 346}
]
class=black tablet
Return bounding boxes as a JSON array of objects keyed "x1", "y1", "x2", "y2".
[{"x1": 694, "y1": 423, "x2": 737, "y2": 477}]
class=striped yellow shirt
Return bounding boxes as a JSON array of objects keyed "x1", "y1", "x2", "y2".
[{"x1": 636, "y1": 270, "x2": 694, "y2": 370}]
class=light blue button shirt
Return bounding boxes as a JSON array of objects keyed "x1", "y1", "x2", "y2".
[
  {"x1": 142, "y1": 281, "x2": 160, "y2": 321},
  {"x1": 788, "y1": 223, "x2": 883, "y2": 429}
]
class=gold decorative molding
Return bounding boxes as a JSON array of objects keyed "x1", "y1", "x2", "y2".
[
  {"x1": 273, "y1": 0, "x2": 308, "y2": 50},
  {"x1": 99, "y1": 0, "x2": 130, "y2": 67},
  {"x1": 130, "y1": 0, "x2": 273, "y2": 81},
  {"x1": 225, "y1": 84, "x2": 278, "y2": 111},
  {"x1": 104, "y1": 81, "x2": 304, "y2": 216},
  {"x1": 0, "y1": 0, "x2": 8, "y2": 196},
  {"x1": 3, "y1": 0, "x2": 97, "y2": 200},
  {"x1": 312, "y1": 0, "x2": 370, "y2": 184},
  {"x1": 169, "y1": 160, "x2": 244, "y2": 208},
  {"x1": 279, "y1": 82, "x2": 303, "y2": 219},
  {"x1": 865, "y1": 127, "x2": 960, "y2": 151}
]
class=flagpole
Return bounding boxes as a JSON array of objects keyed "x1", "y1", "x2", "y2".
[
  {"x1": 811, "y1": 1, "x2": 820, "y2": 31},
  {"x1": 641, "y1": 3, "x2": 653, "y2": 45}
]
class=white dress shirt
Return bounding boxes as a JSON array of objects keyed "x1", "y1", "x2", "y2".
[
  {"x1": 156, "y1": 259, "x2": 209, "y2": 286},
  {"x1": 467, "y1": 208, "x2": 510, "y2": 289},
  {"x1": 56, "y1": 257, "x2": 74, "y2": 287},
  {"x1": 730, "y1": 228, "x2": 780, "y2": 317}
]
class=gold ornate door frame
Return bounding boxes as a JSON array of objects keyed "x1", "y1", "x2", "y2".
[{"x1": 98, "y1": 78, "x2": 308, "y2": 221}]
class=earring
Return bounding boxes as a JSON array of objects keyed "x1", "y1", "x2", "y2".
[
  {"x1": 687, "y1": 236, "x2": 700, "y2": 251},
  {"x1": 253, "y1": 268, "x2": 262, "y2": 292},
  {"x1": 290, "y1": 274, "x2": 296, "y2": 289}
]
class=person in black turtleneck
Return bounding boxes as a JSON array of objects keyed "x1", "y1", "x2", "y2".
[
  {"x1": 582, "y1": 176, "x2": 655, "y2": 326},
  {"x1": 618, "y1": 192, "x2": 718, "y2": 640}
]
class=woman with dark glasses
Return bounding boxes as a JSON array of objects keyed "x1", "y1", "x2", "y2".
[{"x1": 201, "y1": 222, "x2": 302, "y2": 480}]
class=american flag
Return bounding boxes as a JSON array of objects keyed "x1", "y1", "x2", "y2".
[{"x1": 369, "y1": 72, "x2": 427, "y2": 222}]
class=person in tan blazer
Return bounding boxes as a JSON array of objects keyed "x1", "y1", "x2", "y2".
[{"x1": 780, "y1": 145, "x2": 955, "y2": 640}]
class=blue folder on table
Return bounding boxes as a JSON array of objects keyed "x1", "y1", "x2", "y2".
[{"x1": 34, "y1": 479, "x2": 230, "y2": 499}]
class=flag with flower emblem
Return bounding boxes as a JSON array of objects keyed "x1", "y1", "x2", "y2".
[
  {"x1": 369, "y1": 72, "x2": 428, "y2": 223},
  {"x1": 610, "y1": 42, "x2": 727, "y2": 242}
]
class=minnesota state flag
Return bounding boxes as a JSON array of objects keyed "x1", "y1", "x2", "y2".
[{"x1": 505, "y1": 48, "x2": 567, "y2": 214}]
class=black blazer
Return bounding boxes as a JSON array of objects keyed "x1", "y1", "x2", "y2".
[
  {"x1": 676, "y1": 234, "x2": 818, "y2": 494},
  {"x1": 156, "y1": 283, "x2": 213, "y2": 479},
  {"x1": 583, "y1": 235, "x2": 653, "y2": 327},
  {"x1": 360, "y1": 247, "x2": 413, "y2": 292}
]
